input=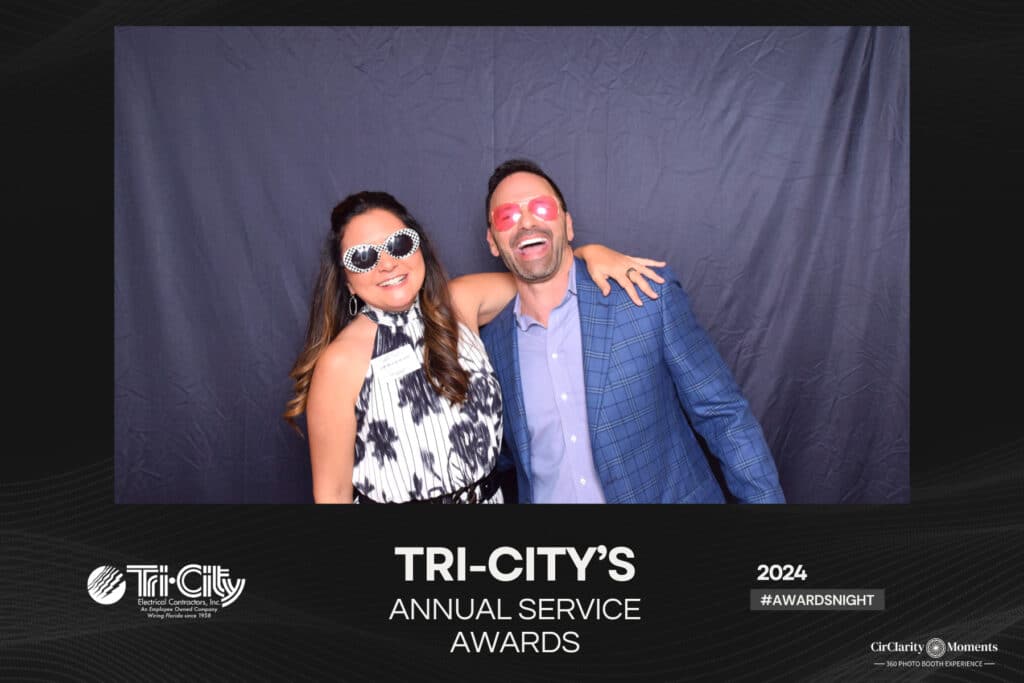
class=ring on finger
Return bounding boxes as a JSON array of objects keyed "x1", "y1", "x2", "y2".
[{"x1": 625, "y1": 267, "x2": 637, "y2": 279}]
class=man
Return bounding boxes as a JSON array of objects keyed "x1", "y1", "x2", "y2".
[{"x1": 479, "y1": 158, "x2": 785, "y2": 504}]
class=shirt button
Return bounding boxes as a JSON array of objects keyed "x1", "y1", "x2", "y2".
[
  {"x1": 560, "y1": 392, "x2": 568, "y2": 401},
  {"x1": 570, "y1": 434, "x2": 577, "y2": 443},
  {"x1": 579, "y1": 477, "x2": 586, "y2": 486},
  {"x1": 551, "y1": 352, "x2": 558, "y2": 359}
]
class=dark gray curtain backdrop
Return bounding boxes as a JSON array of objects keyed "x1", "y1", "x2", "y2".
[{"x1": 114, "y1": 26, "x2": 909, "y2": 504}]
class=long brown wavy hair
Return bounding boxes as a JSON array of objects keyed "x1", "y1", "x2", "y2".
[{"x1": 283, "y1": 191, "x2": 469, "y2": 434}]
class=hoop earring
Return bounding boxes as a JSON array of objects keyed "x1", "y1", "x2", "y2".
[{"x1": 348, "y1": 294, "x2": 359, "y2": 317}]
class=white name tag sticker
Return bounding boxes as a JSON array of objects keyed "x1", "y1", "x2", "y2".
[{"x1": 370, "y1": 344, "x2": 422, "y2": 383}]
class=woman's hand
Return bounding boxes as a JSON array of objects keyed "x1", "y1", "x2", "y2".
[{"x1": 574, "y1": 244, "x2": 666, "y2": 306}]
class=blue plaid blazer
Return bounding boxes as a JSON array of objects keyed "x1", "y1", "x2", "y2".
[{"x1": 480, "y1": 258, "x2": 785, "y2": 504}]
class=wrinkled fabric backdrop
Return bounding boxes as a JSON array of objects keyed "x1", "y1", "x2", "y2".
[{"x1": 114, "y1": 26, "x2": 908, "y2": 504}]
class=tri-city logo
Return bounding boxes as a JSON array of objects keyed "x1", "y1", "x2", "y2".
[
  {"x1": 87, "y1": 564, "x2": 246, "y2": 617},
  {"x1": 87, "y1": 566, "x2": 126, "y2": 605}
]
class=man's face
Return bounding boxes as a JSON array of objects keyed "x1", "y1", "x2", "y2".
[{"x1": 486, "y1": 172, "x2": 574, "y2": 283}]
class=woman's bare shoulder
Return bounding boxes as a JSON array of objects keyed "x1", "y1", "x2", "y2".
[{"x1": 314, "y1": 316, "x2": 377, "y2": 385}]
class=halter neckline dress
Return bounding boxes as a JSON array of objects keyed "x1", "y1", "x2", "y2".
[{"x1": 351, "y1": 298, "x2": 504, "y2": 503}]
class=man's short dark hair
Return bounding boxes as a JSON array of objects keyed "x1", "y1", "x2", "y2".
[{"x1": 485, "y1": 158, "x2": 568, "y2": 224}]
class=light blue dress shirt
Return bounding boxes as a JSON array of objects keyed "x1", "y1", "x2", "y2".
[{"x1": 514, "y1": 260, "x2": 606, "y2": 503}]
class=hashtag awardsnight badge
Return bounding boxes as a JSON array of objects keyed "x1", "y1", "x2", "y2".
[{"x1": 87, "y1": 564, "x2": 245, "y2": 620}]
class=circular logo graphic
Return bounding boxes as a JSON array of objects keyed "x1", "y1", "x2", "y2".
[
  {"x1": 87, "y1": 566, "x2": 126, "y2": 605},
  {"x1": 925, "y1": 638, "x2": 947, "y2": 659}
]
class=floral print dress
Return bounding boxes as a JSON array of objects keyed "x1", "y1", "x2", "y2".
[{"x1": 351, "y1": 298, "x2": 503, "y2": 503}]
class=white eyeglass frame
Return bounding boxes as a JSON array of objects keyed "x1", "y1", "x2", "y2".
[{"x1": 342, "y1": 228, "x2": 421, "y2": 274}]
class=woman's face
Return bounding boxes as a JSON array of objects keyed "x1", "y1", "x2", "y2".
[{"x1": 340, "y1": 208, "x2": 426, "y2": 313}]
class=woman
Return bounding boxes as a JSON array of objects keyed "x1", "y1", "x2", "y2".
[{"x1": 284, "y1": 191, "x2": 663, "y2": 503}]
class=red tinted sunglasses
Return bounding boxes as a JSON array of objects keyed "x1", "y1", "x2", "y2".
[{"x1": 490, "y1": 195, "x2": 560, "y2": 232}]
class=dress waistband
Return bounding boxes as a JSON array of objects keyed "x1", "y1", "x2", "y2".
[{"x1": 355, "y1": 468, "x2": 501, "y2": 505}]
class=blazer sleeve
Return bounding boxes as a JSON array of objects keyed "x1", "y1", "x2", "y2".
[{"x1": 658, "y1": 269, "x2": 786, "y2": 503}]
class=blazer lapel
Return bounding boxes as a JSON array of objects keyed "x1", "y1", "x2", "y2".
[
  {"x1": 575, "y1": 258, "x2": 616, "y2": 432},
  {"x1": 490, "y1": 307, "x2": 533, "y2": 484}
]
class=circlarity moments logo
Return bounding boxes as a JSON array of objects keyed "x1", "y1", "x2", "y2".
[
  {"x1": 926, "y1": 638, "x2": 947, "y2": 659},
  {"x1": 871, "y1": 635, "x2": 999, "y2": 671}
]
